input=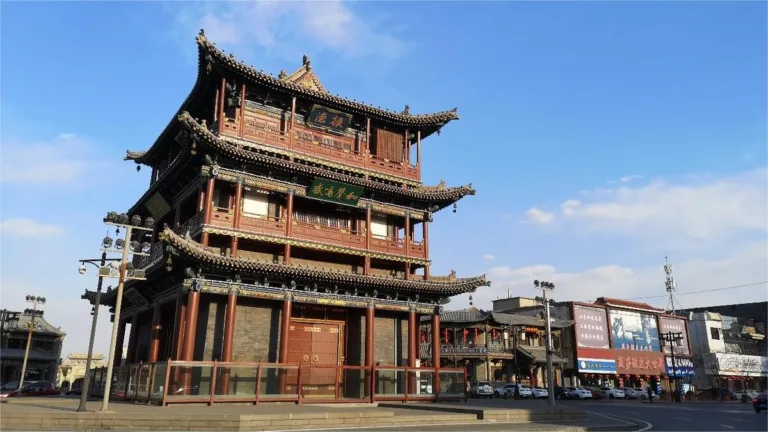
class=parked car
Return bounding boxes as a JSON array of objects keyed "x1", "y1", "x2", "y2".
[
  {"x1": 472, "y1": 381, "x2": 494, "y2": 398},
  {"x1": 696, "y1": 387, "x2": 735, "y2": 401},
  {"x1": 503, "y1": 384, "x2": 533, "y2": 399},
  {"x1": 0, "y1": 381, "x2": 19, "y2": 396},
  {"x1": 566, "y1": 386, "x2": 593, "y2": 399},
  {"x1": 640, "y1": 389, "x2": 657, "y2": 400},
  {"x1": 0, "y1": 381, "x2": 60, "y2": 398},
  {"x1": 601, "y1": 387, "x2": 626, "y2": 399},
  {"x1": 734, "y1": 389, "x2": 759, "y2": 402},
  {"x1": 583, "y1": 386, "x2": 603, "y2": 399},
  {"x1": 530, "y1": 386, "x2": 549, "y2": 399},
  {"x1": 753, "y1": 393, "x2": 767, "y2": 413},
  {"x1": 419, "y1": 379, "x2": 433, "y2": 394},
  {"x1": 621, "y1": 387, "x2": 643, "y2": 399},
  {"x1": 554, "y1": 386, "x2": 570, "y2": 400}
]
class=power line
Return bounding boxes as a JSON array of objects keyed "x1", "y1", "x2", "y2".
[{"x1": 628, "y1": 281, "x2": 768, "y2": 301}]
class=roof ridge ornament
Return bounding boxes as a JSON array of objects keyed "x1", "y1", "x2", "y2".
[{"x1": 303, "y1": 54, "x2": 311, "y2": 67}]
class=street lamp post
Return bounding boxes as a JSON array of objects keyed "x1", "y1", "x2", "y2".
[
  {"x1": 661, "y1": 331, "x2": 683, "y2": 403},
  {"x1": 19, "y1": 295, "x2": 46, "y2": 390},
  {"x1": 77, "y1": 253, "x2": 120, "y2": 412},
  {"x1": 534, "y1": 280, "x2": 556, "y2": 406},
  {"x1": 96, "y1": 213, "x2": 153, "y2": 412}
]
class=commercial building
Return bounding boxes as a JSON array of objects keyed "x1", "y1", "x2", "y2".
[
  {"x1": 494, "y1": 296, "x2": 693, "y2": 392},
  {"x1": 57, "y1": 353, "x2": 107, "y2": 391},
  {"x1": 688, "y1": 310, "x2": 767, "y2": 392},
  {"x1": 419, "y1": 307, "x2": 572, "y2": 385},
  {"x1": 0, "y1": 313, "x2": 65, "y2": 384}
]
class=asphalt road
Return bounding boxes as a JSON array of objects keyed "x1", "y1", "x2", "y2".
[{"x1": 559, "y1": 399, "x2": 768, "y2": 431}]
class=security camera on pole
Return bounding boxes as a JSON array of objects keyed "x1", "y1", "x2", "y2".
[
  {"x1": 96, "y1": 212, "x2": 154, "y2": 412},
  {"x1": 534, "y1": 280, "x2": 556, "y2": 406},
  {"x1": 19, "y1": 295, "x2": 46, "y2": 390}
]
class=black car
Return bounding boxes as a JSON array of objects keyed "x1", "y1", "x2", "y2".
[
  {"x1": 553, "y1": 386, "x2": 570, "y2": 400},
  {"x1": 754, "y1": 393, "x2": 767, "y2": 413}
]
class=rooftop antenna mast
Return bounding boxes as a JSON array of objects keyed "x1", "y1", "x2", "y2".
[{"x1": 664, "y1": 254, "x2": 679, "y2": 314}]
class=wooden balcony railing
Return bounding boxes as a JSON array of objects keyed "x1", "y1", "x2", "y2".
[
  {"x1": 223, "y1": 117, "x2": 420, "y2": 181},
  {"x1": 200, "y1": 209, "x2": 426, "y2": 261},
  {"x1": 291, "y1": 220, "x2": 365, "y2": 250},
  {"x1": 240, "y1": 214, "x2": 286, "y2": 236}
]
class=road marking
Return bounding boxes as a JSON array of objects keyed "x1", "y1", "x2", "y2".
[
  {"x1": 721, "y1": 425, "x2": 734, "y2": 429},
  {"x1": 675, "y1": 416, "x2": 690, "y2": 421},
  {"x1": 587, "y1": 410, "x2": 653, "y2": 432}
]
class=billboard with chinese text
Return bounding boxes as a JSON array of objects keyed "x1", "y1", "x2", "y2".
[
  {"x1": 574, "y1": 305, "x2": 610, "y2": 349},
  {"x1": 616, "y1": 351, "x2": 665, "y2": 375},
  {"x1": 659, "y1": 317, "x2": 690, "y2": 356},
  {"x1": 609, "y1": 309, "x2": 661, "y2": 352}
]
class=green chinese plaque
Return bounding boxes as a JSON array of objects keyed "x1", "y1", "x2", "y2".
[{"x1": 307, "y1": 178, "x2": 364, "y2": 206}]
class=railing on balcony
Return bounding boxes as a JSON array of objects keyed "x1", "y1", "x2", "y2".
[
  {"x1": 291, "y1": 220, "x2": 365, "y2": 249},
  {"x1": 103, "y1": 360, "x2": 465, "y2": 406},
  {"x1": 224, "y1": 114, "x2": 420, "y2": 181},
  {"x1": 240, "y1": 214, "x2": 286, "y2": 236},
  {"x1": 419, "y1": 343, "x2": 515, "y2": 359}
]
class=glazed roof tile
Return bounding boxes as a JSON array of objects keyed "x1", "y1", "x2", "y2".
[
  {"x1": 196, "y1": 30, "x2": 459, "y2": 128},
  {"x1": 429, "y1": 309, "x2": 573, "y2": 329},
  {"x1": 170, "y1": 112, "x2": 475, "y2": 204},
  {"x1": 161, "y1": 227, "x2": 489, "y2": 295},
  {"x1": 595, "y1": 297, "x2": 664, "y2": 312}
]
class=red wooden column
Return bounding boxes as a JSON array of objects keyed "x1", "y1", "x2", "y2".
[
  {"x1": 125, "y1": 313, "x2": 140, "y2": 364},
  {"x1": 416, "y1": 131, "x2": 422, "y2": 177},
  {"x1": 148, "y1": 305, "x2": 162, "y2": 363},
  {"x1": 279, "y1": 295, "x2": 292, "y2": 363},
  {"x1": 289, "y1": 97, "x2": 296, "y2": 151},
  {"x1": 365, "y1": 118, "x2": 371, "y2": 157},
  {"x1": 171, "y1": 295, "x2": 186, "y2": 385},
  {"x1": 364, "y1": 206, "x2": 372, "y2": 275},
  {"x1": 181, "y1": 288, "x2": 201, "y2": 392},
  {"x1": 284, "y1": 190, "x2": 294, "y2": 264},
  {"x1": 432, "y1": 312, "x2": 441, "y2": 395},
  {"x1": 404, "y1": 129, "x2": 409, "y2": 164},
  {"x1": 113, "y1": 319, "x2": 127, "y2": 368},
  {"x1": 405, "y1": 213, "x2": 411, "y2": 257},
  {"x1": 218, "y1": 78, "x2": 226, "y2": 134},
  {"x1": 408, "y1": 310, "x2": 417, "y2": 368},
  {"x1": 423, "y1": 220, "x2": 430, "y2": 279},
  {"x1": 220, "y1": 288, "x2": 238, "y2": 395},
  {"x1": 231, "y1": 179, "x2": 243, "y2": 257},
  {"x1": 364, "y1": 305, "x2": 374, "y2": 398},
  {"x1": 201, "y1": 176, "x2": 216, "y2": 246}
]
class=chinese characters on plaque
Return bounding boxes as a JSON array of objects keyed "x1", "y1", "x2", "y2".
[
  {"x1": 616, "y1": 354, "x2": 664, "y2": 373},
  {"x1": 307, "y1": 105, "x2": 352, "y2": 132},
  {"x1": 574, "y1": 305, "x2": 610, "y2": 349},
  {"x1": 307, "y1": 178, "x2": 364, "y2": 206}
]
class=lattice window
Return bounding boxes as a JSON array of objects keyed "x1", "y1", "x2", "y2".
[
  {"x1": 376, "y1": 129, "x2": 404, "y2": 162},
  {"x1": 293, "y1": 212, "x2": 351, "y2": 230}
]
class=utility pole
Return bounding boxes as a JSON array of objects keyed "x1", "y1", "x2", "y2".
[
  {"x1": 99, "y1": 213, "x2": 152, "y2": 412},
  {"x1": 661, "y1": 331, "x2": 683, "y2": 403},
  {"x1": 534, "y1": 280, "x2": 556, "y2": 406},
  {"x1": 78, "y1": 252, "x2": 118, "y2": 412},
  {"x1": 19, "y1": 296, "x2": 46, "y2": 390}
]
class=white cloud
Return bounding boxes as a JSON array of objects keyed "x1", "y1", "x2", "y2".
[
  {"x1": 1, "y1": 133, "x2": 92, "y2": 184},
  {"x1": 524, "y1": 207, "x2": 556, "y2": 225},
  {"x1": 482, "y1": 254, "x2": 496, "y2": 261},
  {"x1": 0, "y1": 218, "x2": 64, "y2": 238},
  {"x1": 620, "y1": 175, "x2": 643, "y2": 183},
  {"x1": 560, "y1": 168, "x2": 767, "y2": 242},
  {"x1": 171, "y1": 1, "x2": 406, "y2": 61},
  {"x1": 453, "y1": 240, "x2": 768, "y2": 311}
]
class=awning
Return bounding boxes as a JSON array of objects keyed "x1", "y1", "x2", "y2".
[{"x1": 516, "y1": 346, "x2": 567, "y2": 364}]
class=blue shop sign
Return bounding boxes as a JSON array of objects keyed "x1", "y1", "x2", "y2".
[
  {"x1": 665, "y1": 356, "x2": 695, "y2": 378},
  {"x1": 578, "y1": 358, "x2": 617, "y2": 374}
]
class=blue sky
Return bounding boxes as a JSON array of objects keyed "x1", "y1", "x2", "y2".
[{"x1": 1, "y1": 1, "x2": 766, "y2": 357}]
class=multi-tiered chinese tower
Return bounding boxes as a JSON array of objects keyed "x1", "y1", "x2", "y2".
[{"x1": 86, "y1": 30, "x2": 488, "y2": 399}]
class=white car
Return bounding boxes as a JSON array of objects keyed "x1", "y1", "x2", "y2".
[
  {"x1": 567, "y1": 386, "x2": 593, "y2": 399},
  {"x1": 734, "y1": 390, "x2": 759, "y2": 401},
  {"x1": 601, "y1": 387, "x2": 625, "y2": 399},
  {"x1": 530, "y1": 386, "x2": 549, "y2": 399},
  {"x1": 503, "y1": 384, "x2": 533, "y2": 399},
  {"x1": 472, "y1": 381, "x2": 494, "y2": 398},
  {"x1": 621, "y1": 387, "x2": 642, "y2": 399}
]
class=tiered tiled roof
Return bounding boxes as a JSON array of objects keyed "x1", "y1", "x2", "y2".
[
  {"x1": 160, "y1": 228, "x2": 488, "y2": 295},
  {"x1": 594, "y1": 297, "x2": 664, "y2": 312},
  {"x1": 196, "y1": 30, "x2": 459, "y2": 128},
  {"x1": 131, "y1": 112, "x2": 474, "y2": 207},
  {"x1": 426, "y1": 308, "x2": 573, "y2": 329}
]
